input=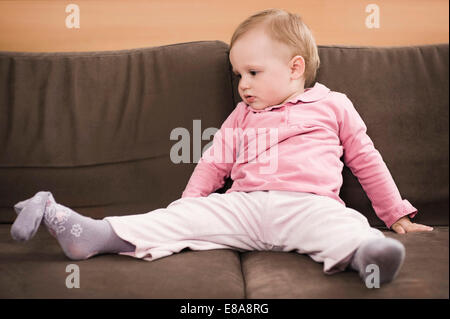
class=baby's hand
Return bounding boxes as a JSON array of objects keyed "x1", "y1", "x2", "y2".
[{"x1": 391, "y1": 216, "x2": 434, "y2": 234}]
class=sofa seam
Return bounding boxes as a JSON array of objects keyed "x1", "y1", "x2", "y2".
[
  {"x1": 0, "y1": 152, "x2": 169, "y2": 169},
  {"x1": 239, "y1": 252, "x2": 247, "y2": 299},
  {"x1": 0, "y1": 40, "x2": 229, "y2": 57},
  {"x1": 317, "y1": 43, "x2": 449, "y2": 50}
]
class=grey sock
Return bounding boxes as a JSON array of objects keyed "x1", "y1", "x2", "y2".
[
  {"x1": 11, "y1": 191, "x2": 135, "y2": 260},
  {"x1": 350, "y1": 237, "x2": 405, "y2": 285}
]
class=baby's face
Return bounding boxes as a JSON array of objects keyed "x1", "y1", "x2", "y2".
[{"x1": 230, "y1": 27, "x2": 300, "y2": 110}]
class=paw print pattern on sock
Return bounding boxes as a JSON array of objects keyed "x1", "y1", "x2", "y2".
[
  {"x1": 70, "y1": 224, "x2": 83, "y2": 237},
  {"x1": 44, "y1": 204, "x2": 69, "y2": 235}
]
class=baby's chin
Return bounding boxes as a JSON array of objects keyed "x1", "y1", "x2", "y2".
[
  {"x1": 247, "y1": 103, "x2": 268, "y2": 110},
  {"x1": 241, "y1": 98, "x2": 268, "y2": 110},
  {"x1": 245, "y1": 100, "x2": 281, "y2": 110}
]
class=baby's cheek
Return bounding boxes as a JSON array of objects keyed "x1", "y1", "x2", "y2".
[
  {"x1": 265, "y1": 87, "x2": 285, "y2": 105},
  {"x1": 238, "y1": 88, "x2": 245, "y2": 100}
]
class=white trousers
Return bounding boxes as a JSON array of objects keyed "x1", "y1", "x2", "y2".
[{"x1": 104, "y1": 190, "x2": 384, "y2": 274}]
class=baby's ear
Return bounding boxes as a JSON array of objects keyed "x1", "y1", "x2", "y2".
[{"x1": 290, "y1": 55, "x2": 306, "y2": 80}]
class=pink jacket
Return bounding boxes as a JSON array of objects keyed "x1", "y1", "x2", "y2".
[{"x1": 182, "y1": 82, "x2": 418, "y2": 228}]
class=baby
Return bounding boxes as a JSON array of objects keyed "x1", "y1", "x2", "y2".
[{"x1": 11, "y1": 8, "x2": 433, "y2": 286}]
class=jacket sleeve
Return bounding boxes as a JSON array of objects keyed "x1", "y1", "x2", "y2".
[
  {"x1": 181, "y1": 104, "x2": 241, "y2": 198},
  {"x1": 338, "y1": 94, "x2": 418, "y2": 228}
]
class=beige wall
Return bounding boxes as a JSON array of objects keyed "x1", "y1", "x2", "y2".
[{"x1": 0, "y1": 0, "x2": 448, "y2": 52}]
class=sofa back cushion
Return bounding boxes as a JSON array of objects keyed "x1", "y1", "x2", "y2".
[
  {"x1": 232, "y1": 44, "x2": 449, "y2": 226},
  {"x1": 0, "y1": 41, "x2": 236, "y2": 222},
  {"x1": 318, "y1": 44, "x2": 449, "y2": 226}
]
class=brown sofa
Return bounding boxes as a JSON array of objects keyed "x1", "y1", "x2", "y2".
[{"x1": 0, "y1": 41, "x2": 448, "y2": 299}]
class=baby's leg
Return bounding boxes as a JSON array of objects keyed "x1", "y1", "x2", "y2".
[
  {"x1": 11, "y1": 191, "x2": 135, "y2": 260},
  {"x1": 103, "y1": 191, "x2": 269, "y2": 261},
  {"x1": 266, "y1": 191, "x2": 404, "y2": 285}
]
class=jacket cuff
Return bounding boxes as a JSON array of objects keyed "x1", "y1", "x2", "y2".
[{"x1": 385, "y1": 199, "x2": 418, "y2": 229}]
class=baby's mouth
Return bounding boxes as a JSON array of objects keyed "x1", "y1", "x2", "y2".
[{"x1": 245, "y1": 95, "x2": 255, "y2": 103}]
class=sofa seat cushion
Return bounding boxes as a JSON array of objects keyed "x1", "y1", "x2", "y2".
[
  {"x1": 0, "y1": 224, "x2": 245, "y2": 298},
  {"x1": 241, "y1": 227, "x2": 448, "y2": 298}
]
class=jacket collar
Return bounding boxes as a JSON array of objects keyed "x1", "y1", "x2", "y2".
[{"x1": 248, "y1": 82, "x2": 331, "y2": 113}]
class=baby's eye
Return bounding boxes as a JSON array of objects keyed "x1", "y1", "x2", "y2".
[{"x1": 249, "y1": 70, "x2": 258, "y2": 76}]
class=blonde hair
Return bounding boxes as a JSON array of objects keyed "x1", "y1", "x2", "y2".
[{"x1": 230, "y1": 8, "x2": 320, "y2": 87}]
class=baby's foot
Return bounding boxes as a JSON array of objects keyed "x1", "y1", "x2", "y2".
[
  {"x1": 11, "y1": 191, "x2": 50, "y2": 242},
  {"x1": 350, "y1": 237, "x2": 405, "y2": 285},
  {"x1": 11, "y1": 191, "x2": 135, "y2": 260}
]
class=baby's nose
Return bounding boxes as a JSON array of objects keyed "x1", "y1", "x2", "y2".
[{"x1": 239, "y1": 79, "x2": 250, "y2": 90}]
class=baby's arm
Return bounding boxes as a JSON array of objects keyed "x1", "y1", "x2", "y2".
[
  {"x1": 181, "y1": 105, "x2": 241, "y2": 198},
  {"x1": 337, "y1": 94, "x2": 432, "y2": 232}
]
